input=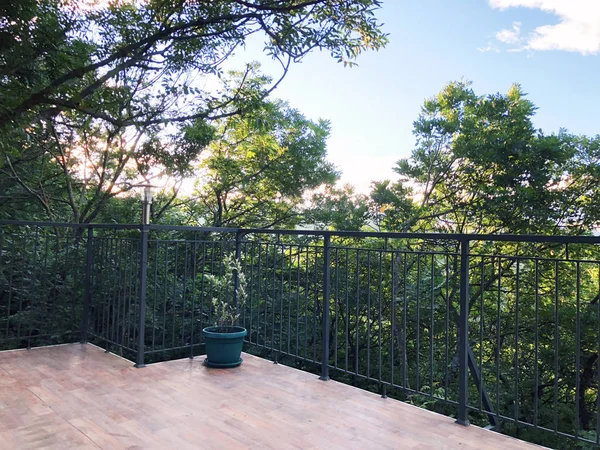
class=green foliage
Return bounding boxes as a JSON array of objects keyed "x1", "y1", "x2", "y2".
[
  {"x1": 0, "y1": 54, "x2": 600, "y2": 448},
  {"x1": 183, "y1": 86, "x2": 339, "y2": 228},
  {"x1": 0, "y1": 0, "x2": 387, "y2": 135},
  {"x1": 350, "y1": 80, "x2": 600, "y2": 449},
  {"x1": 371, "y1": 80, "x2": 600, "y2": 236},
  {"x1": 0, "y1": 0, "x2": 385, "y2": 226},
  {"x1": 308, "y1": 184, "x2": 370, "y2": 231},
  {"x1": 205, "y1": 253, "x2": 247, "y2": 329},
  {"x1": 0, "y1": 226, "x2": 87, "y2": 350},
  {"x1": 0, "y1": 64, "x2": 338, "y2": 227},
  {"x1": 0, "y1": 0, "x2": 93, "y2": 160}
]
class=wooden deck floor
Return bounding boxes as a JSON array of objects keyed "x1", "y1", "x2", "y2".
[{"x1": 0, "y1": 344, "x2": 542, "y2": 449}]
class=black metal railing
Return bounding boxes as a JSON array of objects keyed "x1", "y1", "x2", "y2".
[
  {"x1": 0, "y1": 222, "x2": 88, "y2": 349},
  {"x1": 1, "y1": 220, "x2": 599, "y2": 449}
]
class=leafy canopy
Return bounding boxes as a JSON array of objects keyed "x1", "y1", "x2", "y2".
[
  {"x1": 183, "y1": 70, "x2": 338, "y2": 229},
  {"x1": 1, "y1": 0, "x2": 387, "y2": 136},
  {"x1": 371, "y1": 80, "x2": 600, "y2": 235}
]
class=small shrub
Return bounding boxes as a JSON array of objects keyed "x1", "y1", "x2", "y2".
[{"x1": 204, "y1": 253, "x2": 247, "y2": 331}]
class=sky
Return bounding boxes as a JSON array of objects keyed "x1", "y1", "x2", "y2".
[{"x1": 223, "y1": 0, "x2": 600, "y2": 193}]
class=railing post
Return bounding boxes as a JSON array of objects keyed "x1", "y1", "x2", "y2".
[
  {"x1": 80, "y1": 226, "x2": 94, "y2": 343},
  {"x1": 456, "y1": 237, "x2": 471, "y2": 426},
  {"x1": 320, "y1": 234, "x2": 331, "y2": 381},
  {"x1": 233, "y1": 230, "x2": 243, "y2": 325},
  {"x1": 135, "y1": 224, "x2": 149, "y2": 368}
]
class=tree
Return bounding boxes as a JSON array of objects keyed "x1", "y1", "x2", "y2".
[
  {"x1": 372, "y1": 81, "x2": 600, "y2": 236},
  {"x1": 308, "y1": 184, "x2": 370, "y2": 231},
  {"x1": 365, "y1": 81, "x2": 600, "y2": 446},
  {"x1": 1, "y1": 0, "x2": 387, "y2": 146},
  {"x1": 181, "y1": 78, "x2": 338, "y2": 228},
  {"x1": 1, "y1": 0, "x2": 387, "y2": 223},
  {"x1": 0, "y1": 97, "x2": 206, "y2": 223}
]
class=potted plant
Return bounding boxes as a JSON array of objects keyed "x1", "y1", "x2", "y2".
[{"x1": 202, "y1": 252, "x2": 248, "y2": 368}]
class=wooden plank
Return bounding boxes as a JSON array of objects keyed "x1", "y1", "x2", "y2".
[{"x1": 0, "y1": 344, "x2": 545, "y2": 450}]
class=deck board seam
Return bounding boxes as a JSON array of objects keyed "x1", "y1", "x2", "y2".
[
  {"x1": 25, "y1": 385, "x2": 104, "y2": 449},
  {"x1": 0, "y1": 344, "x2": 547, "y2": 449}
]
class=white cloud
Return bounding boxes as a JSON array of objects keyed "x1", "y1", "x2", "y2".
[
  {"x1": 495, "y1": 22, "x2": 522, "y2": 44},
  {"x1": 489, "y1": 0, "x2": 600, "y2": 55},
  {"x1": 477, "y1": 42, "x2": 500, "y2": 52}
]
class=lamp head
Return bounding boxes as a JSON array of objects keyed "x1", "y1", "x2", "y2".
[{"x1": 142, "y1": 185, "x2": 153, "y2": 204}]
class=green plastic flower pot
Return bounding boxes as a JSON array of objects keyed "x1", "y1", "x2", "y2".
[{"x1": 202, "y1": 326, "x2": 247, "y2": 368}]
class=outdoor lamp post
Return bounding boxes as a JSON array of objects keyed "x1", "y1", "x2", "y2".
[{"x1": 141, "y1": 185, "x2": 153, "y2": 225}]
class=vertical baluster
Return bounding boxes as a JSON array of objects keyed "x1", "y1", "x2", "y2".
[
  {"x1": 320, "y1": 234, "x2": 331, "y2": 381},
  {"x1": 534, "y1": 258, "x2": 539, "y2": 429},
  {"x1": 190, "y1": 235, "x2": 197, "y2": 357},
  {"x1": 514, "y1": 258, "x2": 520, "y2": 425},
  {"x1": 431, "y1": 253, "x2": 435, "y2": 398},
  {"x1": 596, "y1": 263, "x2": 600, "y2": 445},
  {"x1": 416, "y1": 253, "x2": 421, "y2": 391},
  {"x1": 479, "y1": 256, "x2": 484, "y2": 411},
  {"x1": 553, "y1": 260, "x2": 559, "y2": 435},
  {"x1": 391, "y1": 251, "x2": 396, "y2": 387},
  {"x1": 367, "y1": 250, "x2": 372, "y2": 380},
  {"x1": 575, "y1": 261, "x2": 581, "y2": 440},
  {"x1": 378, "y1": 250, "x2": 383, "y2": 384},
  {"x1": 456, "y1": 238, "x2": 471, "y2": 426},
  {"x1": 496, "y1": 257, "x2": 502, "y2": 420},
  {"x1": 287, "y1": 244, "x2": 293, "y2": 356},
  {"x1": 335, "y1": 247, "x2": 339, "y2": 370},
  {"x1": 402, "y1": 252, "x2": 408, "y2": 389},
  {"x1": 296, "y1": 247, "x2": 301, "y2": 356},
  {"x1": 355, "y1": 250, "x2": 360, "y2": 377},
  {"x1": 80, "y1": 227, "x2": 94, "y2": 343},
  {"x1": 445, "y1": 253, "x2": 450, "y2": 401},
  {"x1": 135, "y1": 224, "x2": 149, "y2": 368}
]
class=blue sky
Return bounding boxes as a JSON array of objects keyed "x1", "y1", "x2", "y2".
[{"x1": 225, "y1": 0, "x2": 600, "y2": 193}]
